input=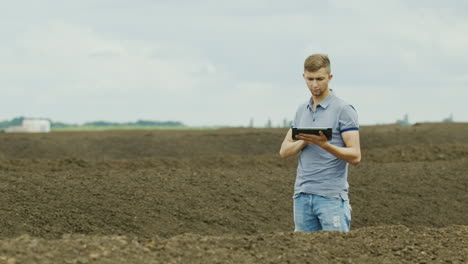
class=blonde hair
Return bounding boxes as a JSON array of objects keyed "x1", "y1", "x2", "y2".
[{"x1": 304, "y1": 54, "x2": 331, "y2": 73}]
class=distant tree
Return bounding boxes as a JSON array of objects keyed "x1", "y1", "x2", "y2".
[
  {"x1": 84, "y1": 121, "x2": 120, "y2": 127},
  {"x1": 134, "y1": 120, "x2": 184, "y2": 126},
  {"x1": 0, "y1": 116, "x2": 25, "y2": 129},
  {"x1": 83, "y1": 120, "x2": 185, "y2": 127},
  {"x1": 265, "y1": 118, "x2": 272, "y2": 128},
  {"x1": 51, "y1": 122, "x2": 73, "y2": 128},
  {"x1": 1, "y1": 117, "x2": 185, "y2": 129}
]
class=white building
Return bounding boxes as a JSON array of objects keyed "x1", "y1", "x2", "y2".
[{"x1": 4, "y1": 119, "x2": 51, "y2": 133}]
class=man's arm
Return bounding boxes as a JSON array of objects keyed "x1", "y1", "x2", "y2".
[
  {"x1": 279, "y1": 128, "x2": 307, "y2": 159},
  {"x1": 295, "y1": 130, "x2": 361, "y2": 165}
]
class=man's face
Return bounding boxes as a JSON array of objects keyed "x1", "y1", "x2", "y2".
[{"x1": 303, "y1": 68, "x2": 333, "y2": 97}]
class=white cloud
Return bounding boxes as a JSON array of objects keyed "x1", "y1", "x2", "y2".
[{"x1": 1, "y1": 20, "x2": 230, "y2": 123}]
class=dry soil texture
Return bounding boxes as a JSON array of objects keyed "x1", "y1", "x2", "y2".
[{"x1": 0, "y1": 123, "x2": 467, "y2": 263}]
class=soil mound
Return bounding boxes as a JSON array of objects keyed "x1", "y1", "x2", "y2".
[{"x1": 0, "y1": 226, "x2": 466, "y2": 264}]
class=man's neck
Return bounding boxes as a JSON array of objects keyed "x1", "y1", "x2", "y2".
[{"x1": 312, "y1": 89, "x2": 331, "y2": 108}]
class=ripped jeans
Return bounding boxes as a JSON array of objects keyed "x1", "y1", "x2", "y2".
[{"x1": 293, "y1": 193, "x2": 351, "y2": 232}]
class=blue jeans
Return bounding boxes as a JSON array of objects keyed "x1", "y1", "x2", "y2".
[{"x1": 293, "y1": 193, "x2": 351, "y2": 232}]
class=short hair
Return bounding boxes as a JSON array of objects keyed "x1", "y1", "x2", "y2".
[{"x1": 304, "y1": 54, "x2": 331, "y2": 73}]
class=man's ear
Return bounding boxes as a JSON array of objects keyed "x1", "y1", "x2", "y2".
[{"x1": 328, "y1": 74, "x2": 334, "y2": 80}]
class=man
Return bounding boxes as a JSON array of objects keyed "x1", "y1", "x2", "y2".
[{"x1": 279, "y1": 54, "x2": 361, "y2": 232}]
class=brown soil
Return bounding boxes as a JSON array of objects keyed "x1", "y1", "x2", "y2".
[{"x1": 0, "y1": 123, "x2": 467, "y2": 263}]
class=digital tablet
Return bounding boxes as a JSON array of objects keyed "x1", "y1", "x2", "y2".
[{"x1": 292, "y1": 127, "x2": 333, "y2": 141}]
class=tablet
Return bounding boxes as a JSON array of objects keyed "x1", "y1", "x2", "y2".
[{"x1": 292, "y1": 127, "x2": 333, "y2": 141}]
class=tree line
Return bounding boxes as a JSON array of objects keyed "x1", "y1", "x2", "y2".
[{"x1": 0, "y1": 117, "x2": 185, "y2": 129}]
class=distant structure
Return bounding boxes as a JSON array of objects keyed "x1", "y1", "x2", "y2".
[
  {"x1": 442, "y1": 114, "x2": 454, "y2": 123},
  {"x1": 282, "y1": 118, "x2": 293, "y2": 128},
  {"x1": 396, "y1": 114, "x2": 411, "y2": 126},
  {"x1": 4, "y1": 119, "x2": 51, "y2": 133},
  {"x1": 265, "y1": 118, "x2": 272, "y2": 128}
]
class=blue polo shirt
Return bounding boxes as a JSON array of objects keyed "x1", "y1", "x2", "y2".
[{"x1": 292, "y1": 92, "x2": 359, "y2": 200}]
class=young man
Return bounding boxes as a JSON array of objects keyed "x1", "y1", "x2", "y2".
[{"x1": 279, "y1": 54, "x2": 361, "y2": 232}]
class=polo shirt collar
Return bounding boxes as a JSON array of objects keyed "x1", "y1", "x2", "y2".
[{"x1": 307, "y1": 90, "x2": 335, "y2": 110}]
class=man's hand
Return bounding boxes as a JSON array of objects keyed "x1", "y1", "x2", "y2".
[
  {"x1": 296, "y1": 130, "x2": 361, "y2": 165},
  {"x1": 280, "y1": 129, "x2": 360, "y2": 164},
  {"x1": 295, "y1": 131, "x2": 329, "y2": 148},
  {"x1": 279, "y1": 129, "x2": 308, "y2": 159}
]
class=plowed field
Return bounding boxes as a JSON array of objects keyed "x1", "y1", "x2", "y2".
[{"x1": 0, "y1": 123, "x2": 467, "y2": 263}]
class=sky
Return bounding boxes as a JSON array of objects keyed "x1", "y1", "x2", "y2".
[{"x1": 1, "y1": 0, "x2": 467, "y2": 127}]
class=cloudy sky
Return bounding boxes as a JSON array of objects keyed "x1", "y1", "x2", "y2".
[{"x1": 2, "y1": 0, "x2": 467, "y2": 126}]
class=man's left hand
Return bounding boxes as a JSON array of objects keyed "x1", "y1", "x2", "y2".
[{"x1": 296, "y1": 131, "x2": 329, "y2": 148}]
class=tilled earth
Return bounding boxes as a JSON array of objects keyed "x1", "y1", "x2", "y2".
[{"x1": 0, "y1": 123, "x2": 467, "y2": 263}]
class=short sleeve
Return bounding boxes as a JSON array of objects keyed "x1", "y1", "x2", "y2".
[
  {"x1": 338, "y1": 104, "x2": 359, "y2": 133},
  {"x1": 292, "y1": 104, "x2": 302, "y2": 128},
  {"x1": 292, "y1": 111, "x2": 298, "y2": 128}
]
